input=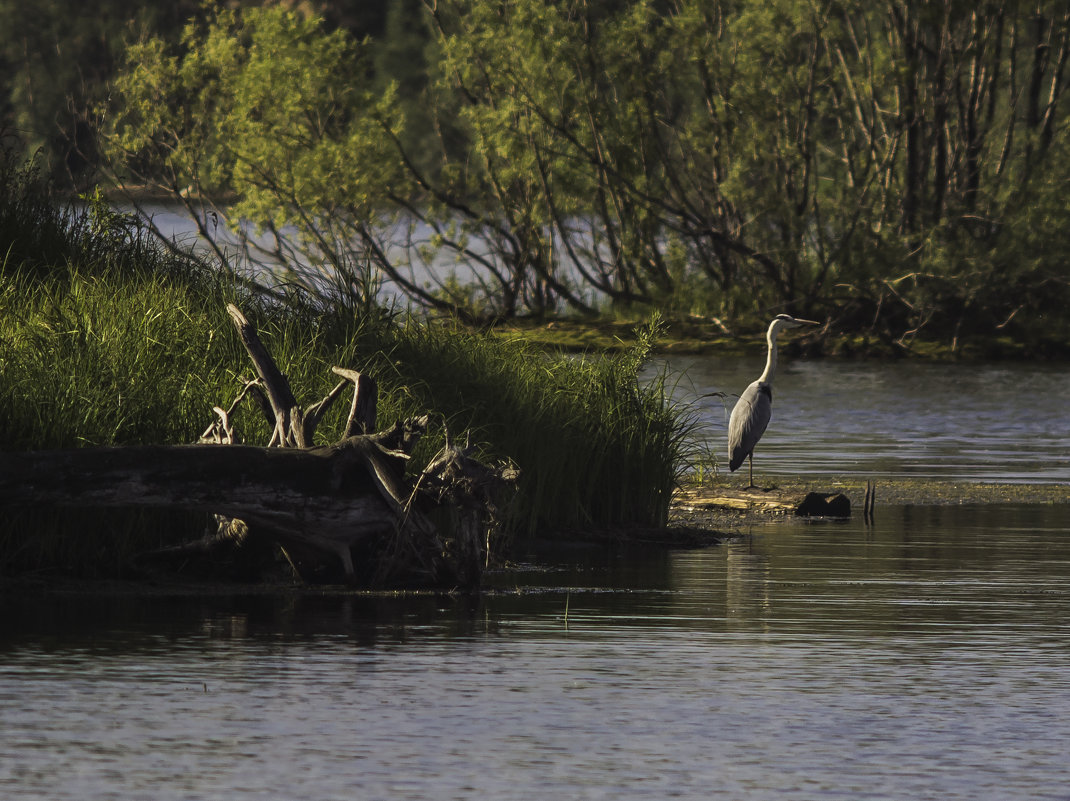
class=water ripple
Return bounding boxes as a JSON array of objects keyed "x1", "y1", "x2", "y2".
[{"x1": 4, "y1": 505, "x2": 1070, "y2": 799}]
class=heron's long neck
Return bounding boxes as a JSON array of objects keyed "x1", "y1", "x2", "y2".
[{"x1": 757, "y1": 327, "x2": 779, "y2": 384}]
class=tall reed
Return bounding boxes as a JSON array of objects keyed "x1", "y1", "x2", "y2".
[{"x1": 340, "y1": 311, "x2": 695, "y2": 534}]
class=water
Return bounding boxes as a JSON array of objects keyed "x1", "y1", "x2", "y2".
[
  {"x1": 124, "y1": 202, "x2": 604, "y2": 309},
  {"x1": 3, "y1": 503, "x2": 1070, "y2": 800},
  {"x1": 651, "y1": 355, "x2": 1070, "y2": 483}
]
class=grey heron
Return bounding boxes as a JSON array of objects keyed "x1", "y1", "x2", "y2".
[{"x1": 728, "y1": 314, "x2": 818, "y2": 488}]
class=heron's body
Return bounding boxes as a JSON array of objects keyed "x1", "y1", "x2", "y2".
[
  {"x1": 727, "y1": 314, "x2": 817, "y2": 487},
  {"x1": 728, "y1": 380, "x2": 772, "y2": 472}
]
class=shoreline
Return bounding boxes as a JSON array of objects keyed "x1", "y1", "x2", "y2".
[
  {"x1": 3, "y1": 478, "x2": 1065, "y2": 598},
  {"x1": 684, "y1": 475, "x2": 1070, "y2": 506},
  {"x1": 491, "y1": 318, "x2": 1070, "y2": 361},
  {"x1": 671, "y1": 476, "x2": 1070, "y2": 529}
]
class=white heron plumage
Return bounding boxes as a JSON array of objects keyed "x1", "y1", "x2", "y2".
[{"x1": 728, "y1": 314, "x2": 818, "y2": 487}]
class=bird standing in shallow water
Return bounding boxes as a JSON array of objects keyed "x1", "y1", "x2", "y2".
[{"x1": 728, "y1": 314, "x2": 818, "y2": 488}]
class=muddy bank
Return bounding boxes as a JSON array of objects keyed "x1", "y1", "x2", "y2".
[{"x1": 671, "y1": 477, "x2": 1070, "y2": 529}]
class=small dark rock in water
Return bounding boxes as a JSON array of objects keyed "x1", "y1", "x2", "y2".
[{"x1": 796, "y1": 492, "x2": 851, "y2": 518}]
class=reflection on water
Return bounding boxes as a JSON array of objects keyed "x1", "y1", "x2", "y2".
[
  {"x1": 3, "y1": 504, "x2": 1070, "y2": 800},
  {"x1": 649, "y1": 356, "x2": 1070, "y2": 483},
  {"x1": 723, "y1": 548, "x2": 773, "y2": 626}
]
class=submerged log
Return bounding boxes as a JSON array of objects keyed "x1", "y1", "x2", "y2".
[{"x1": 0, "y1": 304, "x2": 516, "y2": 588}]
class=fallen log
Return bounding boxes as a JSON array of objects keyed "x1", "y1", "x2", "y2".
[
  {"x1": 0, "y1": 304, "x2": 516, "y2": 588},
  {"x1": 0, "y1": 426, "x2": 407, "y2": 576},
  {"x1": 674, "y1": 485, "x2": 853, "y2": 518}
]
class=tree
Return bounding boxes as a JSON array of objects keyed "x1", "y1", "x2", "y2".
[
  {"x1": 100, "y1": 0, "x2": 1070, "y2": 341},
  {"x1": 103, "y1": 4, "x2": 408, "y2": 309}
]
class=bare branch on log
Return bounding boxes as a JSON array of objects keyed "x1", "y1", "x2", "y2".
[
  {"x1": 332, "y1": 367, "x2": 378, "y2": 436},
  {"x1": 227, "y1": 303, "x2": 300, "y2": 447},
  {"x1": 199, "y1": 378, "x2": 261, "y2": 444},
  {"x1": 303, "y1": 379, "x2": 349, "y2": 437}
]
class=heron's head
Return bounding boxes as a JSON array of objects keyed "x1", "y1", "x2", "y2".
[{"x1": 768, "y1": 313, "x2": 820, "y2": 336}]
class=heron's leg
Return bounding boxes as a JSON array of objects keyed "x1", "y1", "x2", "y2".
[{"x1": 748, "y1": 453, "x2": 754, "y2": 488}]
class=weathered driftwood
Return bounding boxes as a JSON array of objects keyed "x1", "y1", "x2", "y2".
[
  {"x1": 0, "y1": 304, "x2": 516, "y2": 588},
  {"x1": 674, "y1": 486, "x2": 853, "y2": 518}
]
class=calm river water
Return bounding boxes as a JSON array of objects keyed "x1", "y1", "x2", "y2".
[
  {"x1": 3, "y1": 503, "x2": 1070, "y2": 800},
  {"x1": 3, "y1": 358, "x2": 1070, "y2": 799},
  {"x1": 653, "y1": 355, "x2": 1070, "y2": 483}
]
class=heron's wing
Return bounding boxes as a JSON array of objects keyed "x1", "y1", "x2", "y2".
[{"x1": 727, "y1": 381, "x2": 772, "y2": 472}]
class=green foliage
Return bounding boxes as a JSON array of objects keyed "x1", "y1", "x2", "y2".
[
  {"x1": 107, "y1": 5, "x2": 403, "y2": 209},
  {"x1": 0, "y1": 0, "x2": 205, "y2": 185},
  {"x1": 73, "y1": 0, "x2": 1070, "y2": 347},
  {"x1": 101, "y1": 4, "x2": 404, "y2": 306},
  {"x1": 349, "y1": 310, "x2": 691, "y2": 533}
]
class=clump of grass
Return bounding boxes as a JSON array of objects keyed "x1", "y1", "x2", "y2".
[
  {"x1": 0, "y1": 151, "x2": 78, "y2": 279},
  {"x1": 340, "y1": 310, "x2": 696, "y2": 534}
]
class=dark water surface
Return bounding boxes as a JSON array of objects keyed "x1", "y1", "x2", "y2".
[{"x1": 3, "y1": 503, "x2": 1070, "y2": 800}]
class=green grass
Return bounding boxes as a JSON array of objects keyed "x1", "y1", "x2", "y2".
[
  {"x1": 0, "y1": 157, "x2": 695, "y2": 578},
  {"x1": 355, "y1": 312, "x2": 695, "y2": 535}
]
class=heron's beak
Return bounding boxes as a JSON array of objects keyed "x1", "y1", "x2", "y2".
[{"x1": 794, "y1": 318, "x2": 820, "y2": 327}]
